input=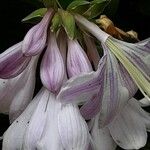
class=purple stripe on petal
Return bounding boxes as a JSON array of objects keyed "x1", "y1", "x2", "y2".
[
  {"x1": 22, "y1": 9, "x2": 54, "y2": 56},
  {"x1": 0, "y1": 42, "x2": 31, "y2": 79},
  {"x1": 123, "y1": 49, "x2": 150, "y2": 76},
  {"x1": 80, "y1": 93, "x2": 102, "y2": 120},
  {"x1": 84, "y1": 35, "x2": 100, "y2": 70},
  {"x1": 119, "y1": 63, "x2": 137, "y2": 98},
  {"x1": 80, "y1": 68, "x2": 105, "y2": 120},
  {"x1": 40, "y1": 32, "x2": 65, "y2": 93},
  {"x1": 67, "y1": 39, "x2": 92, "y2": 78},
  {"x1": 57, "y1": 56, "x2": 106, "y2": 104},
  {"x1": 99, "y1": 44, "x2": 129, "y2": 127}
]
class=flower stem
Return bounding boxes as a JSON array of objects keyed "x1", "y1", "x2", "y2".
[{"x1": 74, "y1": 14, "x2": 110, "y2": 43}]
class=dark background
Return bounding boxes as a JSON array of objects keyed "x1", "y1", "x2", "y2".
[{"x1": 0, "y1": 0, "x2": 150, "y2": 149}]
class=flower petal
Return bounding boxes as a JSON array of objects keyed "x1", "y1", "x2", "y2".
[
  {"x1": 139, "y1": 97, "x2": 150, "y2": 107},
  {"x1": 40, "y1": 32, "x2": 65, "y2": 93},
  {"x1": 113, "y1": 37, "x2": 150, "y2": 77},
  {"x1": 57, "y1": 55, "x2": 106, "y2": 104},
  {"x1": 23, "y1": 89, "x2": 50, "y2": 150},
  {"x1": 57, "y1": 104, "x2": 89, "y2": 150},
  {"x1": 99, "y1": 45, "x2": 129, "y2": 126},
  {"x1": 91, "y1": 114, "x2": 117, "y2": 150},
  {"x1": 22, "y1": 9, "x2": 54, "y2": 56},
  {"x1": 2, "y1": 88, "x2": 45, "y2": 150},
  {"x1": 80, "y1": 81, "x2": 104, "y2": 120},
  {"x1": 67, "y1": 39, "x2": 92, "y2": 78},
  {"x1": 108, "y1": 98, "x2": 147, "y2": 149},
  {"x1": 0, "y1": 42, "x2": 31, "y2": 79},
  {"x1": 0, "y1": 56, "x2": 38, "y2": 117},
  {"x1": 128, "y1": 98, "x2": 150, "y2": 131},
  {"x1": 37, "y1": 93, "x2": 63, "y2": 150},
  {"x1": 106, "y1": 37, "x2": 150, "y2": 100},
  {"x1": 84, "y1": 34, "x2": 100, "y2": 70},
  {"x1": 57, "y1": 29, "x2": 68, "y2": 81},
  {"x1": 119, "y1": 63, "x2": 137, "y2": 98},
  {"x1": 57, "y1": 29, "x2": 67, "y2": 63},
  {"x1": 75, "y1": 14, "x2": 109, "y2": 43},
  {"x1": 9, "y1": 56, "x2": 39, "y2": 122}
]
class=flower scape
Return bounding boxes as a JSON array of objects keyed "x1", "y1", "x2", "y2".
[{"x1": 0, "y1": 0, "x2": 150, "y2": 150}]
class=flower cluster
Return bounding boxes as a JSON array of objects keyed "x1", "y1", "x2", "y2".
[{"x1": 0, "y1": 7, "x2": 150, "y2": 150}]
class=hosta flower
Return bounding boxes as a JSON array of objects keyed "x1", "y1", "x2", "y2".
[
  {"x1": 2, "y1": 88, "x2": 49, "y2": 150},
  {"x1": 67, "y1": 39, "x2": 93, "y2": 77},
  {"x1": 83, "y1": 35, "x2": 100, "y2": 70},
  {"x1": 58, "y1": 38, "x2": 91, "y2": 150},
  {"x1": 57, "y1": 104, "x2": 90, "y2": 150},
  {"x1": 0, "y1": 42, "x2": 31, "y2": 79},
  {"x1": 0, "y1": 55, "x2": 38, "y2": 122},
  {"x1": 81, "y1": 48, "x2": 130, "y2": 126},
  {"x1": 3, "y1": 33, "x2": 91, "y2": 150},
  {"x1": 22, "y1": 9, "x2": 54, "y2": 56},
  {"x1": 3, "y1": 88, "x2": 90, "y2": 150},
  {"x1": 91, "y1": 98, "x2": 150, "y2": 150},
  {"x1": 75, "y1": 14, "x2": 150, "y2": 101},
  {"x1": 1, "y1": 4, "x2": 150, "y2": 150},
  {"x1": 59, "y1": 36, "x2": 136, "y2": 126},
  {"x1": 40, "y1": 32, "x2": 65, "y2": 93}
]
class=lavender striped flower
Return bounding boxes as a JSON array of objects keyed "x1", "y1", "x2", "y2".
[
  {"x1": 22, "y1": 9, "x2": 54, "y2": 56},
  {"x1": 0, "y1": 42, "x2": 31, "y2": 79},
  {"x1": 75, "y1": 14, "x2": 150, "y2": 101},
  {"x1": 91, "y1": 98, "x2": 150, "y2": 150}
]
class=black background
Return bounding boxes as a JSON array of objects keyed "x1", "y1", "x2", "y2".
[{"x1": 0, "y1": 0, "x2": 150, "y2": 149}]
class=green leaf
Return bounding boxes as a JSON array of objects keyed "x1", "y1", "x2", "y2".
[
  {"x1": 22, "y1": 8, "x2": 47, "y2": 23},
  {"x1": 50, "y1": 12, "x2": 62, "y2": 32},
  {"x1": 84, "y1": 0, "x2": 110, "y2": 19},
  {"x1": 67, "y1": 0, "x2": 90, "y2": 14},
  {"x1": 59, "y1": 9, "x2": 76, "y2": 39}
]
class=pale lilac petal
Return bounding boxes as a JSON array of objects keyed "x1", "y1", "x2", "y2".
[
  {"x1": 9, "y1": 56, "x2": 39, "y2": 122},
  {"x1": 57, "y1": 55, "x2": 106, "y2": 104},
  {"x1": 57, "y1": 29, "x2": 68, "y2": 81},
  {"x1": 23, "y1": 89, "x2": 50, "y2": 150},
  {"x1": 67, "y1": 39, "x2": 92, "y2": 78},
  {"x1": 87, "y1": 135, "x2": 97, "y2": 150},
  {"x1": 112, "y1": 37, "x2": 150, "y2": 78},
  {"x1": 0, "y1": 79, "x2": 13, "y2": 114},
  {"x1": 80, "y1": 55, "x2": 106, "y2": 120},
  {"x1": 0, "y1": 42, "x2": 31, "y2": 79},
  {"x1": 80, "y1": 79, "x2": 104, "y2": 120},
  {"x1": 139, "y1": 97, "x2": 150, "y2": 107},
  {"x1": 0, "y1": 56, "x2": 38, "y2": 116},
  {"x1": 0, "y1": 81, "x2": 19, "y2": 115},
  {"x1": 40, "y1": 32, "x2": 65, "y2": 93},
  {"x1": 99, "y1": 45, "x2": 129, "y2": 126},
  {"x1": 128, "y1": 98, "x2": 150, "y2": 131},
  {"x1": 108, "y1": 98, "x2": 147, "y2": 149},
  {"x1": 84, "y1": 35, "x2": 100, "y2": 70},
  {"x1": 37, "y1": 93, "x2": 63, "y2": 150},
  {"x1": 91, "y1": 115, "x2": 117, "y2": 150},
  {"x1": 80, "y1": 94, "x2": 101, "y2": 120},
  {"x1": 137, "y1": 37, "x2": 150, "y2": 48},
  {"x1": 57, "y1": 29, "x2": 67, "y2": 63},
  {"x1": 22, "y1": 9, "x2": 54, "y2": 56},
  {"x1": 119, "y1": 63, "x2": 137, "y2": 98},
  {"x1": 58, "y1": 104, "x2": 89, "y2": 150},
  {"x1": 2, "y1": 88, "x2": 45, "y2": 150}
]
